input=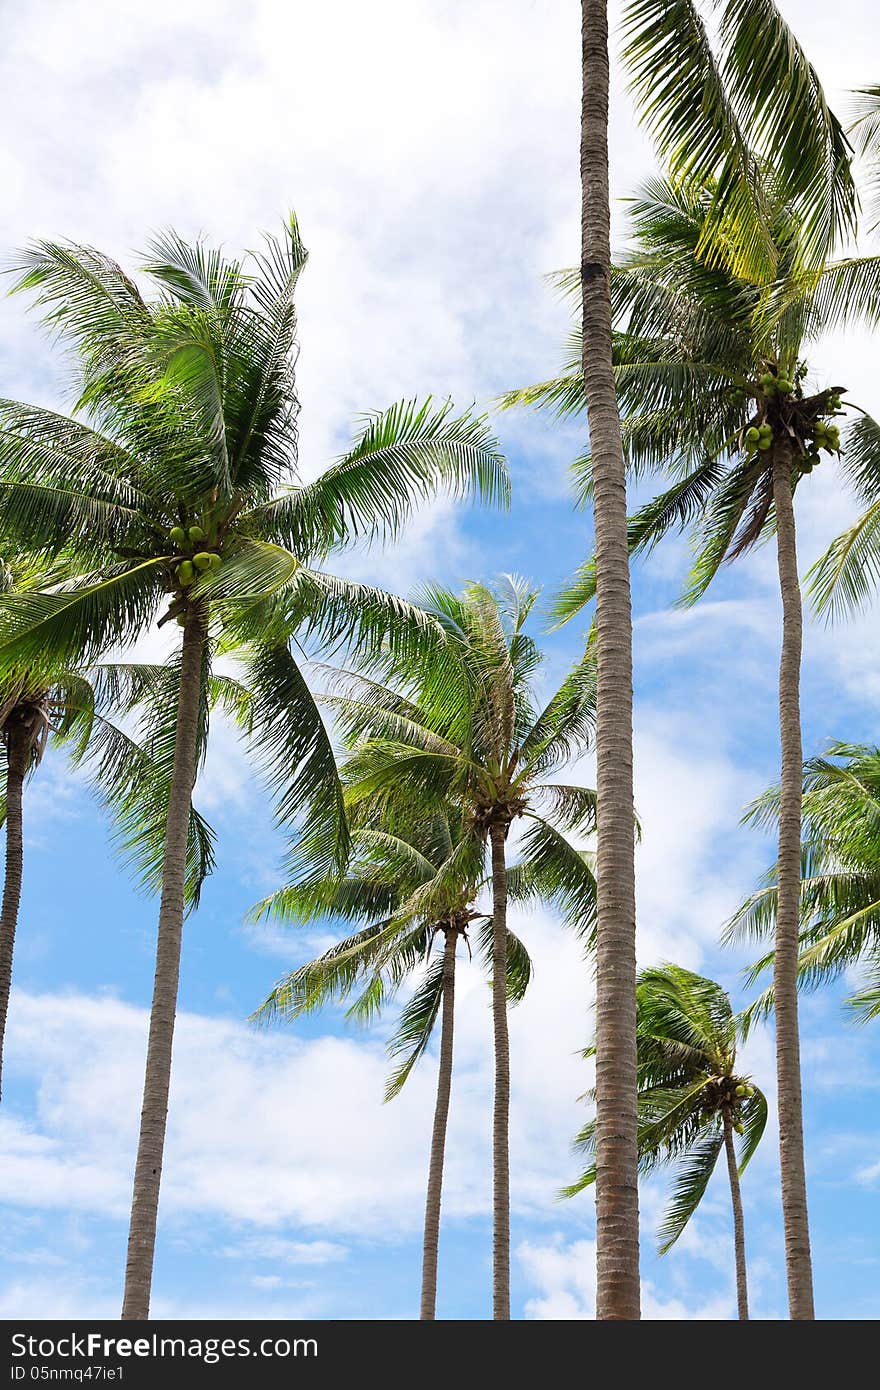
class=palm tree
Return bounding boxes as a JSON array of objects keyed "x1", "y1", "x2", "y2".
[
  {"x1": 566, "y1": 964, "x2": 767, "y2": 1320},
  {"x1": 0, "y1": 554, "x2": 217, "y2": 1100},
  {"x1": 0, "y1": 223, "x2": 508, "y2": 1318},
  {"x1": 252, "y1": 734, "x2": 595, "y2": 1319},
  {"x1": 251, "y1": 802, "x2": 513, "y2": 1320},
  {"x1": 574, "y1": 0, "x2": 853, "y2": 1319},
  {"x1": 579, "y1": 0, "x2": 641, "y2": 1319},
  {"x1": 731, "y1": 742, "x2": 880, "y2": 1025},
  {"x1": 505, "y1": 169, "x2": 880, "y2": 1318},
  {"x1": 316, "y1": 576, "x2": 598, "y2": 1318}
]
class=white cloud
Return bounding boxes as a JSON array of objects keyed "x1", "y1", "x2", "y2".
[
  {"x1": 856, "y1": 1160, "x2": 880, "y2": 1186},
  {"x1": 223, "y1": 1237, "x2": 348, "y2": 1266},
  {"x1": 518, "y1": 1235, "x2": 735, "y2": 1320},
  {"x1": 0, "y1": 912, "x2": 591, "y2": 1242}
]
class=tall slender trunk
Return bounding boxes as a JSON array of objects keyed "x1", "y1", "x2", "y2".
[
  {"x1": 420, "y1": 927, "x2": 458, "y2": 1320},
  {"x1": 771, "y1": 442, "x2": 814, "y2": 1320},
  {"x1": 0, "y1": 718, "x2": 29, "y2": 1101},
  {"x1": 489, "y1": 822, "x2": 510, "y2": 1320},
  {"x1": 580, "y1": 0, "x2": 640, "y2": 1321},
  {"x1": 722, "y1": 1109, "x2": 749, "y2": 1320},
  {"x1": 122, "y1": 610, "x2": 205, "y2": 1321}
]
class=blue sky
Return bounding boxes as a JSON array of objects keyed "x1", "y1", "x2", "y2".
[{"x1": 2, "y1": 0, "x2": 880, "y2": 1321}]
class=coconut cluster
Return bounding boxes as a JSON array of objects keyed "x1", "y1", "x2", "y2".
[
  {"x1": 740, "y1": 371, "x2": 844, "y2": 475},
  {"x1": 700, "y1": 1077, "x2": 755, "y2": 1135},
  {"x1": 732, "y1": 1081, "x2": 755, "y2": 1135},
  {"x1": 804, "y1": 403, "x2": 842, "y2": 470},
  {"x1": 166, "y1": 524, "x2": 223, "y2": 625}
]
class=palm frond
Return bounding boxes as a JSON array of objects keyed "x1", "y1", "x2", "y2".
[{"x1": 656, "y1": 1128, "x2": 724, "y2": 1253}]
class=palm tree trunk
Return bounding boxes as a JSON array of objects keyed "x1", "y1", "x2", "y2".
[
  {"x1": 722, "y1": 1110, "x2": 749, "y2": 1319},
  {"x1": 0, "y1": 718, "x2": 29, "y2": 1102},
  {"x1": 771, "y1": 442, "x2": 814, "y2": 1320},
  {"x1": 580, "y1": 0, "x2": 640, "y2": 1321},
  {"x1": 489, "y1": 821, "x2": 510, "y2": 1320},
  {"x1": 419, "y1": 926, "x2": 458, "y2": 1320},
  {"x1": 122, "y1": 610, "x2": 205, "y2": 1321}
]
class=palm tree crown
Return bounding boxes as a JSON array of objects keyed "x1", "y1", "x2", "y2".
[
  {"x1": 503, "y1": 172, "x2": 880, "y2": 622},
  {"x1": 331, "y1": 577, "x2": 598, "y2": 889},
  {"x1": 732, "y1": 743, "x2": 880, "y2": 1024},
  {"x1": 252, "y1": 800, "x2": 504, "y2": 1096},
  {"x1": 0, "y1": 222, "x2": 509, "y2": 868}
]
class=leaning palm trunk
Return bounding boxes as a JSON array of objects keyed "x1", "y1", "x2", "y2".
[
  {"x1": 0, "y1": 718, "x2": 29, "y2": 1101},
  {"x1": 770, "y1": 442, "x2": 814, "y2": 1319},
  {"x1": 419, "y1": 927, "x2": 459, "y2": 1319},
  {"x1": 489, "y1": 822, "x2": 511, "y2": 1320},
  {"x1": 580, "y1": 0, "x2": 640, "y2": 1321},
  {"x1": 122, "y1": 611, "x2": 205, "y2": 1320},
  {"x1": 722, "y1": 1110, "x2": 749, "y2": 1319}
]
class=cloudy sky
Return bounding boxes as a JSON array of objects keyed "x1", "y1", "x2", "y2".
[{"x1": 2, "y1": 0, "x2": 880, "y2": 1321}]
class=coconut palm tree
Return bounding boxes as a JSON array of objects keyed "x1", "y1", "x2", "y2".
[
  {"x1": 574, "y1": 0, "x2": 853, "y2": 1319},
  {"x1": 0, "y1": 554, "x2": 219, "y2": 1101},
  {"x1": 314, "y1": 576, "x2": 598, "y2": 1318},
  {"x1": 251, "y1": 803, "x2": 514, "y2": 1321},
  {"x1": 0, "y1": 223, "x2": 508, "y2": 1318},
  {"x1": 252, "y1": 739, "x2": 596, "y2": 1320},
  {"x1": 504, "y1": 167, "x2": 880, "y2": 1318},
  {"x1": 579, "y1": 0, "x2": 641, "y2": 1320},
  {"x1": 566, "y1": 964, "x2": 767, "y2": 1320},
  {"x1": 730, "y1": 743, "x2": 880, "y2": 1026}
]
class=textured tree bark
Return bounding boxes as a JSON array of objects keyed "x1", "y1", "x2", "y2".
[
  {"x1": 771, "y1": 442, "x2": 814, "y2": 1320},
  {"x1": 489, "y1": 822, "x2": 510, "y2": 1320},
  {"x1": 580, "y1": 0, "x2": 640, "y2": 1321},
  {"x1": 722, "y1": 1109, "x2": 749, "y2": 1320},
  {"x1": 0, "y1": 718, "x2": 29, "y2": 1102},
  {"x1": 419, "y1": 927, "x2": 458, "y2": 1320},
  {"x1": 122, "y1": 610, "x2": 205, "y2": 1320}
]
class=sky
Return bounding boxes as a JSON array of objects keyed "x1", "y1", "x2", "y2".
[{"x1": 2, "y1": 0, "x2": 880, "y2": 1322}]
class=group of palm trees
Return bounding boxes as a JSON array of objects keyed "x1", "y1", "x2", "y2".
[{"x1": 2, "y1": 0, "x2": 880, "y2": 1322}]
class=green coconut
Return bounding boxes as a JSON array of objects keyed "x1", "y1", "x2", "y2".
[
  {"x1": 758, "y1": 437, "x2": 772, "y2": 450},
  {"x1": 188, "y1": 525, "x2": 205, "y2": 543},
  {"x1": 177, "y1": 559, "x2": 195, "y2": 586},
  {"x1": 759, "y1": 371, "x2": 774, "y2": 388},
  {"x1": 776, "y1": 378, "x2": 794, "y2": 395},
  {"x1": 193, "y1": 552, "x2": 213, "y2": 571},
  {"x1": 745, "y1": 426, "x2": 760, "y2": 444},
  {"x1": 169, "y1": 526, "x2": 186, "y2": 545},
  {"x1": 733, "y1": 1120, "x2": 744, "y2": 1135},
  {"x1": 208, "y1": 552, "x2": 222, "y2": 570}
]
